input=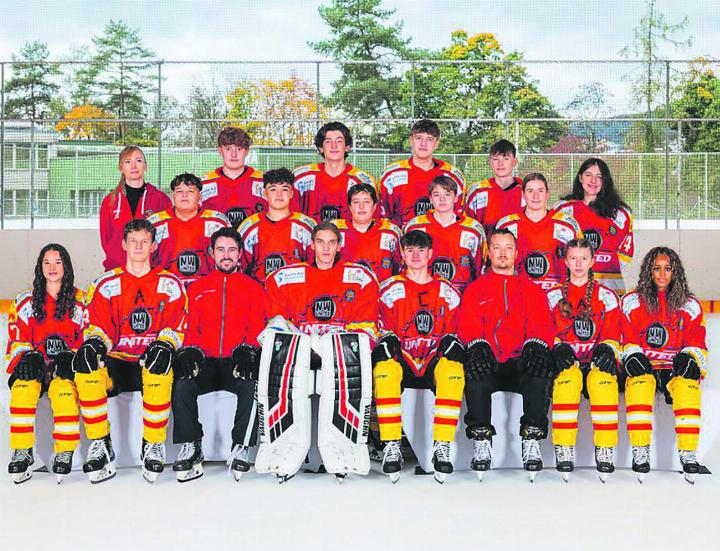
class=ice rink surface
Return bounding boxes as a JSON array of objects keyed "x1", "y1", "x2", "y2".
[{"x1": 1, "y1": 315, "x2": 719, "y2": 551}]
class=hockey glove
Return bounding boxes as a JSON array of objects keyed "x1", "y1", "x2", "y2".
[
  {"x1": 520, "y1": 339, "x2": 554, "y2": 378},
  {"x1": 51, "y1": 350, "x2": 75, "y2": 381},
  {"x1": 371, "y1": 334, "x2": 402, "y2": 366},
  {"x1": 591, "y1": 343, "x2": 617, "y2": 375},
  {"x1": 72, "y1": 337, "x2": 107, "y2": 374},
  {"x1": 624, "y1": 352, "x2": 653, "y2": 378},
  {"x1": 232, "y1": 344, "x2": 262, "y2": 380},
  {"x1": 140, "y1": 340, "x2": 175, "y2": 375},
  {"x1": 437, "y1": 334, "x2": 466, "y2": 364},
  {"x1": 16, "y1": 350, "x2": 45, "y2": 381},
  {"x1": 672, "y1": 352, "x2": 701, "y2": 381},
  {"x1": 173, "y1": 346, "x2": 204, "y2": 380},
  {"x1": 465, "y1": 339, "x2": 498, "y2": 380},
  {"x1": 552, "y1": 343, "x2": 577, "y2": 373}
]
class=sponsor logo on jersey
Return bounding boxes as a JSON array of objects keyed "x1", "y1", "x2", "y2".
[
  {"x1": 383, "y1": 170, "x2": 408, "y2": 192},
  {"x1": 343, "y1": 266, "x2": 372, "y2": 288},
  {"x1": 158, "y1": 276, "x2": 182, "y2": 302},
  {"x1": 381, "y1": 256, "x2": 392, "y2": 270},
  {"x1": 45, "y1": 335, "x2": 68, "y2": 358},
  {"x1": 320, "y1": 205, "x2": 341, "y2": 222},
  {"x1": 345, "y1": 290, "x2": 355, "y2": 302},
  {"x1": 200, "y1": 182, "x2": 218, "y2": 201},
  {"x1": 177, "y1": 250, "x2": 201, "y2": 276},
  {"x1": 525, "y1": 252, "x2": 550, "y2": 278},
  {"x1": 459, "y1": 230, "x2": 479, "y2": 255},
  {"x1": 553, "y1": 223, "x2": 574, "y2": 244},
  {"x1": 460, "y1": 255, "x2": 471, "y2": 267},
  {"x1": 584, "y1": 229, "x2": 602, "y2": 252},
  {"x1": 470, "y1": 190, "x2": 488, "y2": 210},
  {"x1": 154, "y1": 222, "x2": 169, "y2": 243},
  {"x1": 204, "y1": 220, "x2": 225, "y2": 238},
  {"x1": 313, "y1": 296, "x2": 336, "y2": 321},
  {"x1": 432, "y1": 257, "x2": 456, "y2": 280},
  {"x1": 252, "y1": 181, "x2": 265, "y2": 199},
  {"x1": 414, "y1": 309, "x2": 434, "y2": 336},
  {"x1": 99, "y1": 278, "x2": 122, "y2": 299},
  {"x1": 381, "y1": 282, "x2": 406, "y2": 307},
  {"x1": 645, "y1": 323, "x2": 669, "y2": 348},
  {"x1": 609, "y1": 225, "x2": 617, "y2": 236},
  {"x1": 130, "y1": 307, "x2": 152, "y2": 334},
  {"x1": 573, "y1": 318, "x2": 595, "y2": 341},
  {"x1": 594, "y1": 253, "x2": 612, "y2": 263},
  {"x1": 226, "y1": 207, "x2": 247, "y2": 227},
  {"x1": 380, "y1": 232, "x2": 395, "y2": 251},
  {"x1": 265, "y1": 254, "x2": 286, "y2": 276},
  {"x1": 274, "y1": 267, "x2": 306, "y2": 287},
  {"x1": 295, "y1": 174, "x2": 316, "y2": 194},
  {"x1": 414, "y1": 197, "x2": 431, "y2": 217}
]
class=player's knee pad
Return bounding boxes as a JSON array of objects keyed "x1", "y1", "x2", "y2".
[
  {"x1": 75, "y1": 367, "x2": 112, "y2": 439},
  {"x1": 373, "y1": 359, "x2": 403, "y2": 442},
  {"x1": 317, "y1": 332, "x2": 372, "y2": 475},
  {"x1": 432, "y1": 358, "x2": 464, "y2": 442},
  {"x1": 625, "y1": 373, "x2": 655, "y2": 447},
  {"x1": 551, "y1": 365, "x2": 583, "y2": 447},
  {"x1": 48, "y1": 377, "x2": 80, "y2": 452},
  {"x1": 141, "y1": 369, "x2": 173, "y2": 443},
  {"x1": 668, "y1": 376, "x2": 702, "y2": 451},
  {"x1": 255, "y1": 330, "x2": 313, "y2": 478},
  {"x1": 587, "y1": 368, "x2": 619, "y2": 447},
  {"x1": 9, "y1": 379, "x2": 42, "y2": 449}
]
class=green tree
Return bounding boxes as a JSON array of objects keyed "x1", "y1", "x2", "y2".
[
  {"x1": 186, "y1": 85, "x2": 229, "y2": 148},
  {"x1": 4, "y1": 41, "x2": 60, "y2": 119},
  {"x1": 565, "y1": 82, "x2": 614, "y2": 151},
  {"x1": 673, "y1": 61, "x2": 720, "y2": 152}
]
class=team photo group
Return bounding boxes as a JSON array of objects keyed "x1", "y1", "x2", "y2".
[{"x1": 5, "y1": 119, "x2": 708, "y2": 487}]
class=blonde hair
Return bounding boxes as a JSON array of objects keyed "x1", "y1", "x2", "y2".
[{"x1": 113, "y1": 146, "x2": 146, "y2": 198}]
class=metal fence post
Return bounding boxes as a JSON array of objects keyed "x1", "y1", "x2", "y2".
[
  {"x1": 157, "y1": 61, "x2": 163, "y2": 188},
  {"x1": 704, "y1": 152, "x2": 709, "y2": 220},
  {"x1": 676, "y1": 121, "x2": 682, "y2": 228},
  {"x1": 75, "y1": 146, "x2": 79, "y2": 218},
  {"x1": 315, "y1": 62, "x2": 321, "y2": 123},
  {"x1": 191, "y1": 120, "x2": 196, "y2": 173},
  {"x1": 503, "y1": 61, "x2": 511, "y2": 139},
  {"x1": 664, "y1": 61, "x2": 670, "y2": 230},
  {"x1": 1, "y1": 62, "x2": 4, "y2": 229},
  {"x1": 30, "y1": 121, "x2": 35, "y2": 229},
  {"x1": 410, "y1": 60, "x2": 416, "y2": 119},
  {"x1": 638, "y1": 156, "x2": 643, "y2": 219}
]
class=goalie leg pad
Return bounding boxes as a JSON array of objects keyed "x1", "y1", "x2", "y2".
[
  {"x1": 587, "y1": 368, "x2": 619, "y2": 448},
  {"x1": 432, "y1": 358, "x2": 464, "y2": 442},
  {"x1": 318, "y1": 333, "x2": 372, "y2": 476},
  {"x1": 625, "y1": 373, "x2": 655, "y2": 447},
  {"x1": 668, "y1": 376, "x2": 701, "y2": 451},
  {"x1": 551, "y1": 365, "x2": 583, "y2": 447},
  {"x1": 255, "y1": 331, "x2": 312, "y2": 478}
]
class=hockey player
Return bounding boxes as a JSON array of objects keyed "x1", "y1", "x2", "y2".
[
  {"x1": 404, "y1": 175, "x2": 487, "y2": 292},
  {"x1": 554, "y1": 158, "x2": 633, "y2": 295},
  {"x1": 171, "y1": 227, "x2": 266, "y2": 482},
  {"x1": 373, "y1": 230, "x2": 464, "y2": 483},
  {"x1": 237, "y1": 168, "x2": 316, "y2": 282},
  {"x1": 99, "y1": 146, "x2": 171, "y2": 270},
  {"x1": 201, "y1": 126, "x2": 265, "y2": 228},
  {"x1": 495, "y1": 173, "x2": 582, "y2": 289},
  {"x1": 333, "y1": 183, "x2": 401, "y2": 283},
  {"x1": 292, "y1": 122, "x2": 377, "y2": 222},
  {"x1": 380, "y1": 119, "x2": 465, "y2": 228},
  {"x1": 465, "y1": 139, "x2": 524, "y2": 236},
  {"x1": 72, "y1": 219, "x2": 187, "y2": 484},
  {"x1": 621, "y1": 247, "x2": 707, "y2": 484},
  {"x1": 5, "y1": 244, "x2": 84, "y2": 483},
  {"x1": 546, "y1": 238, "x2": 622, "y2": 482},
  {"x1": 457, "y1": 228, "x2": 556, "y2": 482},
  {"x1": 148, "y1": 173, "x2": 230, "y2": 287}
]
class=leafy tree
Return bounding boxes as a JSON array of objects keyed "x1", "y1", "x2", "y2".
[
  {"x1": 186, "y1": 85, "x2": 229, "y2": 148},
  {"x1": 673, "y1": 60, "x2": 720, "y2": 152},
  {"x1": 565, "y1": 82, "x2": 614, "y2": 151},
  {"x1": 4, "y1": 41, "x2": 60, "y2": 119},
  {"x1": 54, "y1": 104, "x2": 116, "y2": 140}
]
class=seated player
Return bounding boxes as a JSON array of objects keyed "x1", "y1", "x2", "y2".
[
  {"x1": 201, "y1": 126, "x2": 265, "y2": 228},
  {"x1": 5, "y1": 244, "x2": 85, "y2": 483},
  {"x1": 621, "y1": 247, "x2": 707, "y2": 484},
  {"x1": 72, "y1": 219, "x2": 187, "y2": 484},
  {"x1": 148, "y1": 173, "x2": 230, "y2": 287},
  {"x1": 496, "y1": 172, "x2": 582, "y2": 289},
  {"x1": 465, "y1": 139, "x2": 524, "y2": 236},
  {"x1": 171, "y1": 228, "x2": 266, "y2": 483},
  {"x1": 258, "y1": 222, "x2": 380, "y2": 482},
  {"x1": 546, "y1": 238, "x2": 622, "y2": 482},
  {"x1": 333, "y1": 183, "x2": 401, "y2": 283},
  {"x1": 380, "y1": 119, "x2": 465, "y2": 229},
  {"x1": 237, "y1": 168, "x2": 316, "y2": 282},
  {"x1": 458, "y1": 229, "x2": 556, "y2": 482},
  {"x1": 404, "y1": 175, "x2": 487, "y2": 292},
  {"x1": 372, "y1": 230, "x2": 464, "y2": 484},
  {"x1": 293, "y1": 122, "x2": 377, "y2": 222}
]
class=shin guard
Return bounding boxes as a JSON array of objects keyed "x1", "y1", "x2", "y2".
[
  {"x1": 48, "y1": 377, "x2": 81, "y2": 453},
  {"x1": 432, "y1": 358, "x2": 464, "y2": 442},
  {"x1": 373, "y1": 359, "x2": 403, "y2": 442},
  {"x1": 9, "y1": 379, "x2": 42, "y2": 450},
  {"x1": 668, "y1": 376, "x2": 702, "y2": 451},
  {"x1": 76, "y1": 367, "x2": 112, "y2": 439},
  {"x1": 625, "y1": 374, "x2": 655, "y2": 447},
  {"x1": 141, "y1": 369, "x2": 173, "y2": 443},
  {"x1": 587, "y1": 368, "x2": 619, "y2": 447},
  {"x1": 551, "y1": 365, "x2": 583, "y2": 447}
]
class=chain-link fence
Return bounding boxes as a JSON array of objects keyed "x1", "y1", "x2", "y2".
[{"x1": 1, "y1": 59, "x2": 719, "y2": 228}]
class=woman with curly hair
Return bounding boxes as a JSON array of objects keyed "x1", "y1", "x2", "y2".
[
  {"x1": 5, "y1": 244, "x2": 85, "y2": 483},
  {"x1": 546, "y1": 238, "x2": 622, "y2": 482},
  {"x1": 555, "y1": 158, "x2": 633, "y2": 295},
  {"x1": 620, "y1": 247, "x2": 707, "y2": 484}
]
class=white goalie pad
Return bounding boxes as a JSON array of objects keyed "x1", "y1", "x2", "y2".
[
  {"x1": 317, "y1": 332, "x2": 372, "y2": 475},
  {"x1": 255, "y1": 330, "x2": 313, "y2": 478}
]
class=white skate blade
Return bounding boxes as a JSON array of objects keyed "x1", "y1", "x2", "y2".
[
  {"x1": 599, "y1": 472, "x2": 608, "y2": 483},
  {"x1": 562, "y1": 472, "x2": 570, "y2": 483},
  {"x1": 56, "y1": 474, "x2": 66, "y2": 485},
  {"x1": 88, "y1": 462, "x2": 116, "y2": 484},
  {"x1": 684, "y1": 472, "x2": 696, "y2": 485},
  {"x1": 176, "y1": 463, "x2": 203, "y2": 483},
  {"x1": 475, "y1": 471, "x2": 485, "y2": 482},
  {"x1": 142, "y1": 467, "x2": 161, "y2": 484},
  {"x1": 232, "y1": 470, "x2": 244, "y2": 482},
  {"x1": 277, "y1": 473, "x2": 295, "y2": 484},
  {"x1": 433, "y1": 471, "x2": 447, "y2": 484},
  {"x1": 12, "y1": 470, "x2": 32, "y2": 484},
  {"x1": 637, "y1": 473, "x2": 644, "y2": 484},
  {"x1": 388, "y1": 471, "x2": 400, "y2": 484},
  {"x1": 529, "y1": 471, "x2": 537, "y2": 483},
  {"x1": 335, "y1": 474, "x2": 346, "y2": 484}
]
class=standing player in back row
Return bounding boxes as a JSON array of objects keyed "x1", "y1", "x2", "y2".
[
  {"x1": 201, "y1": 126, "x2": 265, "y2": 229},
  {"x1": 293, "y1": 122, "x2": 377, "y2": 223},
  {"x1": 380, "y1": 119, "x2": 465, "y2": 229}
]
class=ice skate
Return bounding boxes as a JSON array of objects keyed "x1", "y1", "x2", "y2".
[
  {"x1": 521, "y1": 428, "x2": 543, "y2": 483},
  {"x1": 8, "y1": 448, "x2": 34, "y2": 484},
  {"x1": 679, "y1": 450, "x2": 700, "y2": 485},
  {"x1": 228, "y1": 444, "x2": 251, "y2": 481},
  {"x1": 335, "y1": 473, "x2": 346, "y2": 484},
  {"x1": 595, "y1": 446, "x2": 615, "y2": 483},
  {"x1": 554, "y1": 445, "x2": 575, "y2": 482},
  {"x1": 52, "y1": 450, "x2": 74, "y2": 484},
  {"x1": 173, "y1": 440, "x2": 204, "y2": 483},
  {"x1": 83, "y1": 436, "x2": 116, "y2": 484},
  {"x1": 470, "y1": 438, "x2": 492, "y2": 482},
  {"x1": 141, "y1": 440, "x2": 166, "y2": 483},
  {"x1": 431, "y1": 440, "x2": 453, "y2": 484},
  {"x1": 381, "y1": 440, "x2": 403, "y2": 483},
  {"x1": 631, "y1": 445, "x2": 650, "y2": 483}
]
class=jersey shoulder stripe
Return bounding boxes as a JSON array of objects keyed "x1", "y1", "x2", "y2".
[
  {"x1": 379, "y1": 219, "x2": 402, "y2": 238},
  {"x1": 380, "y1": 160, "x2": 411, "y2": 179},
  {"x1": 380, "y1": 274, "x2": 407, "y2": 291},
  {"x1": 332, "y1": 218, "x2": 350, "y2": 230},
  {"x1": 237, "y1": 213, "x2": 262, "y2": 235},
  {"x1": 146, "y1": 210, "x2": 171, "y2": 224},
  {"x1": 620, "y1": 291, "x2": 641, "y2": 316},
  {"x1": 496, "y1": 213, "x2": 521, "y2": 228},
  {"x1": 203, "y1": 169, "x2": 221, "y2": 181},
  {"x1": 249, "y1": 167, "x2": 263, "y2": 179},
  {"x1": 14, "y1": 289, "x2": 33, "y2": 309},
  {"x1": 293, "y1": 164, "x2": 320, "y2": 177},
  {"x1": 348, "y1": 167, "x2": 378, "y2": 188},
  {"x1": 200, "y1": 209, "x2": 230, "y2": 224},
  {"x1": 551, "y1": 210, "x2": 582, "y2": 234},
  {"x1": 290, "y1": 212, "x2": 317, "y2": 228},
  {"x1": 467, "y1": 178, "x2": 493, "y2": 195}
]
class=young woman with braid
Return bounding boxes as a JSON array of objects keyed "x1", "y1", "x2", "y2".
[
  {"x1": 545, "y1": 238, "x2": 622, "y2": 482},
  {"x1": 620, "y1": 247, "x2": 707, "y2": 484}
]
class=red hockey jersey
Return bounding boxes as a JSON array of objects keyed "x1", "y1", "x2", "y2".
[
  {"x1": 237, "y1": 211, "x2": 316, "y2": 282},
  {"x1": 379, "y1": 274, "x2": 461, "y2": 376},
  {"x1": 621, "y1": 291, "x2": 707, "y2": 372},
  {"x1": 84, "y1": 267, "x2": 187, "y2": 361},
  {"x1": 553, "y1": 200, "x2": 634, "y2": 295},
  {"x1": 465, "y1": 177, "x2": 525, "y2": 236},
  {"x1": 6, "y1": 289, "x2": 85, "y2": 373},
  {"x1": 201, "y1": 166, "x2": 266, "y2": 228},
  {"x1": 333, "y1": 218, "x2": 401, "y2": 283},
  {"x1": 184, "y1": 269, "x2": 266, "y2": 357},
  {"x1": 292, "y1": 163, "x2": 377, "y2": 222},
  {"x1": 457, "y1": 271, "x2": 555, "y2": 363},
  {"x1": 495, "y1": 209, "x2": 582, "y2": 289},
  {"x1": 546, "y1": 280, "x2": 622, "y2": 364},
  {"x1": 404, "y1": 211, "x2": 487, "y2": 292},
  {"x1": 148, "y1": 208, "x2": 231, "y2": 288},
  {"x1": 265, "y1": 261, "x2": 379, "y2": 342},
  {"x1": 380, "y1": 157, "x2": 465, "y2": 228}
]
